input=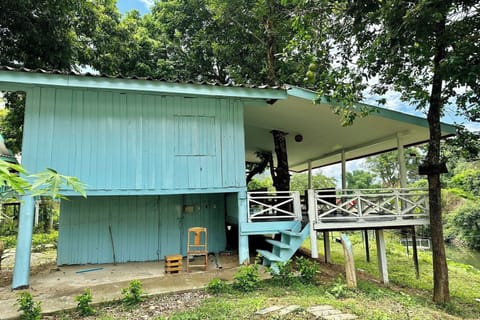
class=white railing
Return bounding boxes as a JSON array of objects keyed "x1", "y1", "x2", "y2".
[
  {"x1": 312, "y1": 188, "x2": 429, "y2": 223},
  {"x1": 247, "y1": 191, "x2": 302, "y2": 222}
]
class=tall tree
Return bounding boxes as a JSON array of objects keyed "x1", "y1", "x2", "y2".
[
  {"x1": 346, "y1": 170, "x2": 380, "y2": 189},
  {"x1": 0, "y1": 0, "x2": 122, "y2": 152},
  {"x1": 329, "y1": 0, "x2": 479, "y2": 303},
  {"x1": 287, "y1": 0, "x2": 479, "y2": 303},
  {"x1": 366, "y1": 148, "x2": 421, "y2": 188}
]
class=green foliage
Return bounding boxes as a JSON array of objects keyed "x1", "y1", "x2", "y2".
[
  {"x1": 75, "y1": 289, "x2": 95, "y2": 316},
  {"x1": 446, "y1": 201, "x2": 480, "y2": 250},
  {"x1": 32, "y1": 231, "x2": 58, "y2": 252},
  {"x1": 247, "y1": 177, "x2": 273, "y2": 191},
  {"x1": 449, "y1": 169, "x2": 480, "y2": 198},
  {"x1": 0, "y1": 231, "x2": 58, "y2": 250},
  {"x1": 121, "y1": 280, "x2": 143, "y2": 306},
  {"x1": 233, "y1": 263, "x2": 260, "y2": 292},
  {"x1": 0, "y1": 160, "x2": 87, "y2": 201},
  {"x1": 270, "y1": 260, "x2": 296, "y2": 286},
  {"x1": 16, "y1": 291, "x2": 41, "y2": 320},
  {"x1": 296, "y1": 256, "x2": 319, "y2": 284},
  {"x1": 205, "y1": 278, "x2": 229, "y2": 294},
  {"x1": 366, "y1": 148, "x2": 421, "y2": 188},
  {"x1": 290, "y1": 172, "x2": 336, "y2": 194},
  {"x1": 326, "y1": 277, "x2": 351, "y2": 299},
  {"x1": 346, "y1": 170, "x2": 380, "y2": 189}
]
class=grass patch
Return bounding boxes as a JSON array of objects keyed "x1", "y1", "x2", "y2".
[{"x1": 302, "y1": 231, "x2": 480, "y2": 318}]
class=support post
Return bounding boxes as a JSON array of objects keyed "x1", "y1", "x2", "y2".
[
  {"x1": 34, "y1": 201, "x2": 39, "y2": 226},
  {"x1": 323, "y1": 232, "x2": 331, "y2": 263},
  {"x1": 412, "y1": 226, "x2": 420, "y2": 279},
  {"x1": 12, "y1": 195, "x2": 35, "y2": 289},
  {"x1": 340, "y1": 233, "x2": 357, "y2": 288},
  {"x1": 307, "y1": 189, "x2": 318, "y2": 259},
  {"x1": 364, "y1": 230, "x2": 370, "y2": 262},
  {"x1": 341, "y1": 151, "x2": 347, "y2": 190},
  {"x1": 307, "y1": 160, "x2": 312, "y2": 189},
  {"x1": 238, "y1": 191, "x2": 250, "y2": 264},
  {"x1": 375, "y1": 229, "x2": 389, "y2": 284},
  {"x1": 396, "y1": 134, "x2": 407, "y2": 189}
]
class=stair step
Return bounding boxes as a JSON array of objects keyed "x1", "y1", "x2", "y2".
[
  {"x1": 265, "y1": 239, "x2": 290, "y2": 249},
  {"x1": 257, "y1": 250, "x2": 282, "y2": 262},
  {"x1": 281, "y1": 230, "x2": 302, "y2": 237}
]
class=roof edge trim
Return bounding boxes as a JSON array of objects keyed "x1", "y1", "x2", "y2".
[
  {"x1": 0, "y1": 69, "x2": 288, "y2": 100},
  {"x1": 286, "y1": 85, "x2": 457, "y2": 135}
]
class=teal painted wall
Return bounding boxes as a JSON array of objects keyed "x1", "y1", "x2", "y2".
[
  {"x1": 57, "y1": 194, "x2": 227, "y2": 264},
  {"x1": 22, "y1": 87, "x2": 246, "y2": 195}
]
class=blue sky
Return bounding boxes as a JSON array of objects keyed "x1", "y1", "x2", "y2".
[{"x1": 117, "y1": 0, "x2": 151, "y2": 15}]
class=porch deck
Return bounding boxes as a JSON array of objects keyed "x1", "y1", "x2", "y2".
[{"x1": 246, "y1": 188, "x2": 429, "y2": 232}]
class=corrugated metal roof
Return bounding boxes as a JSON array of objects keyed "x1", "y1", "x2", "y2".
[{"x1": 0, "y1": 66, "x2": 283, "y2": 90}]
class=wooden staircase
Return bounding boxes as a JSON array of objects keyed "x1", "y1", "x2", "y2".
[{"x1": 256, "y1": 222, "x2": 310, "y2": 272}]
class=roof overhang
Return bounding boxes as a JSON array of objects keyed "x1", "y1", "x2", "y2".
[
  {"x1": 0, "y1": 68, "x2": 287, "y2": 101},
  {"x1": 244, "y1": 86, "x2": 457, "y2": 172}
]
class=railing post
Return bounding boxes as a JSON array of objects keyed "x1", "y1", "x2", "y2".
[
  {"x1": 307, "y1": 189, "x2": 318, "y2": 259},
  {"x1": 293, "y1": 191, "x2": 302, "y2": 221}
]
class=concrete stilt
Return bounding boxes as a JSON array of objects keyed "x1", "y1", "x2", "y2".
[
  {"x1": 12, "y1": 195, "x2": 35, "y2": 289},
  {"x1": 237, "y1": 191, "x2": 250, "y2": 264},
  {"x1": 375, "y1": 229, "x2": 389, "y2": 284},
  {"x1": 307, "y1": 189, "x2": 318, "y2": 259}
]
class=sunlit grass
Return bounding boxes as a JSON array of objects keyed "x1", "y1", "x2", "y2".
[{"x1": 303, "y1": 231, "x2": 480, "y2": 316}]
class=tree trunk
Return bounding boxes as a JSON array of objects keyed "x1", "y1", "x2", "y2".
[
  {"x1": 271, "y1": 130, "x2": 290, "y2": 191},
  {"x1": 264, "y1": 0, "x2": 277, "y2": 85},
  {"x1": 426, "y1": 10, "x2": 450, "y2": 304}
]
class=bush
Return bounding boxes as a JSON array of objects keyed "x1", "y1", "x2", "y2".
[
  {"x1": 270, "y1": 260, "x2": 296, "y2": 286},
  {"x1": 0, "y1": 235, "x2": 16, "y2": 249},
  {"x1": 233, "y1": 263, "x2": 260, "y2": 292},
  {"x1": 16, "y1": 291, "x2": 41, "y2": 320},
  {"x1": 0, "y1": 231, "x2": 58, "y2": 251},
  {"x1": 32, "y1": 231, "x2": 58, "y2": 252},
  {"x1": 121, "y1": 280, "x2": 143, "y2": 306},
  {"x1": 446, "y1": 201, "x2": 480, "y2": 249},
  {"x1": 296, "y1": 256, "x2": 319, "y2": 284},
  {"x1": 206, "y1": 278, "x2": 229, "y2": 294},
  {"x1": 75, "y1": 289, "x2": 95, "y2": 316},
  {"x1": 327, "y1": 277, "x2": 351, "y2": 299}
]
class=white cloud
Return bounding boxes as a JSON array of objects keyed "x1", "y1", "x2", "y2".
[{"x1": 140, "y1": 0, "x2": 154, "y2": 9}]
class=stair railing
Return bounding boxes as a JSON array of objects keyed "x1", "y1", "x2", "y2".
[{"x1": 247, "y1": 191, "x2": 302, "y2": 222}]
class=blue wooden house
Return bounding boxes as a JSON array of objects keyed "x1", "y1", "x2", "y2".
[{"x1": 0, "y1": 67, "x2": 455, "y2": 289}]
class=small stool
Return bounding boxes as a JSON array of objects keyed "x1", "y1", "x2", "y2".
[{"x1": 165, "y1": 254, "x2": 183, "y2": 274}]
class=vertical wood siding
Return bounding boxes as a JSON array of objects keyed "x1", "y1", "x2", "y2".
[
  {"x1": 22, "y1": 88, "x2": 246, "y2": 194},
  {"x1": 58, "y1": 194, "x2": 227, "y2": 265}
]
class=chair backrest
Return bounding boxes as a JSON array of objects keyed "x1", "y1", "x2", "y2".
[{"x1": 187, "y1": 227, "x2": 208, "y2": 253}]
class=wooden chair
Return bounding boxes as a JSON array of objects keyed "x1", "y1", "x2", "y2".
[{"x1": 187, "y1": 227, "x2": 208, "y2": 272}]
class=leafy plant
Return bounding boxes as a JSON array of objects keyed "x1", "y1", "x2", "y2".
[
  {"x1": 327, "y1": 277, "x2": 351, "y2": 299},
  {"x1": 270, "y1": 260, "x2": 296, "y2": 286},
  {"x1": 75, "y1": 288, "x2": 95, "y2": 316},
  {"x1": 296, "y1": 256, "x2": 319, "y2": 284},
  {"x1": 16, "y1": 291, "x2": 41, "y2": 320},
  {"x1": 233, "y1": 263, "x2": 260, "y2": 292},
  {"x1": 121, "y1": 280, "x2": 143, "y2": 306},
  {"x1": 206, "y1": 278, "x2": 229, "y2": 294}
]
